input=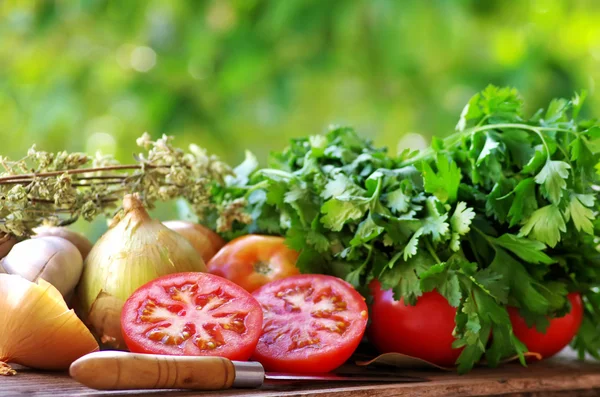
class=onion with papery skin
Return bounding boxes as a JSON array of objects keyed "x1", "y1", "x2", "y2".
[
  {"x1": 163, "y1": 220, "x2": 226, "y2": 263},
  {"x1": 0, "y1": 236, "x2": 83, "y2": 299},
  {"x1": 33, "y1": 226, "x2": 93, "y2": 259},
  {"x1": 0, "y1": 274, "x2": 99, "y2": 375},
  {"x1": 76, "y1": 194, "x2": 207, "y2": 349}
]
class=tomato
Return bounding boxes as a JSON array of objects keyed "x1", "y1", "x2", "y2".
[
  {"x1": 251, "y1": 274, "x2": 368, "y2": 373},
  {"x1": 163, "y1": 221, "x2": 226, "y2": 263},
  {"x1": 207, "y1": 235, "x2": 300, "y2": 292},
  {"x1": 509, "y1": 292, "x2": 583, "y2": 359},
  {"x1": 368, "y1": 280, "x2": 461, "y2": 367},
  {"x1": 121, "y1": 272, "x2": 263, "y2": 361}
]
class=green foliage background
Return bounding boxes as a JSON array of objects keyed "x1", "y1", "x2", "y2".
[{"x1": 2, "y1": 0, "x2": 599, "y2": 238}]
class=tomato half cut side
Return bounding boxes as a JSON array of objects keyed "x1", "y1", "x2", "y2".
[
  {"x1": 121, "y1": 272, "x2": 263, "y2": 361},
  {"x1": 251, "y1": 274, "x2": 368, "y2": 373}
]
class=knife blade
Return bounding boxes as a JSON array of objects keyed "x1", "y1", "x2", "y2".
[{"x1": 70, "y1": 351, "x2": 427, "y2": 391}]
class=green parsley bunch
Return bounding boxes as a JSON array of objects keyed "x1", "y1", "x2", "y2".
[{"x1": 207, "y1": 86, "x2": 600, "y2": 373}]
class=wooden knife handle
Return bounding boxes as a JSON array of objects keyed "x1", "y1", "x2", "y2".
[{"x1": 70, "y1": 351, "x2": 241, "y2": 390}]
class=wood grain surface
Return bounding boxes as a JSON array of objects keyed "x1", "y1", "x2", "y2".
[{"x1": 2, "y1": 350, "x2": 600, "y2": 397}]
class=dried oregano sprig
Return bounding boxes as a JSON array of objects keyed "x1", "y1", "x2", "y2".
[{"x1": 0, "y1": 133, "x2": 236, "y2": 238}]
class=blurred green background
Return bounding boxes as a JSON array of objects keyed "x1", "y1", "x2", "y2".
[{"x1": 2, "y1": 0, "x2": 599, "y2": 239}]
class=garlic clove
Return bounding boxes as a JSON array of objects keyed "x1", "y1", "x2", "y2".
[
  {"x1": 1, "y1": 236, "x2": 83, "y2": 298},
  {"x1": 33, "y1": 226, "x2": 93, "y2": 260},
  {"x1": 0, "y1": 275, "x2": 99, "y2": 374},
  {"x1": 0, "y1": 233, "x2": 17, "y2": 261}
]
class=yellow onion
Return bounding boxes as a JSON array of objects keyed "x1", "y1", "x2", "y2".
[
  {"x1": 33, "y1": 226, "x2": 93, "y2": 259},
  {"x1": 163, "y1": 220, "x2": 226, "y2": 263},
  {"x1": 76, "y1": 194, "x2": 207, "y2": 349},
  {"x1": 0, "y1": 274, "x2": 99, "y2": 375},
  {"x1": 1, "y1": 236, "x2": 83, "y2": 299}
]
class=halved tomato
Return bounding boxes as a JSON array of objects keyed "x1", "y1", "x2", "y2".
[
  {"x1": 251, "y1": 274, "x2": 368, "y2": 373},
  {"x1": 207, "y1": 235, "x2": 300, "y2": 292},
  {"x1": 121, "y1": 272, "x2": 263, "y2": 361}
]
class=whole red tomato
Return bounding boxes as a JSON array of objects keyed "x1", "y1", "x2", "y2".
[
  {"x1": 207, "y1": 235, "x2": 300, "y2": 292},
  {"x1": 508, "y1": 292, "x2": 583, "y2": 359},
  {"x1": 121, "y1": 272, "x2": 263, "y2": 361},
  {"x1": 368, "y1": 280, "x2": 461, "y2": 367},
  {"x1": 252, "y1": 274, "x2": 368, "y2": 373}
]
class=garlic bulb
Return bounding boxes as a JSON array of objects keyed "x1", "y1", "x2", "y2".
[
  {"x1": 0, "y1": 236, "x2": 83, "y2": 298},
  {"x1": 33, "y1": 226, "x2": 93, "y2": 259},
  {"x1": 0, "y1": 233, "x2": 17, "y2": 261},
  {"x1": 76, "y1": 194, "x2": 207, "y2": 349},
  {"x1": 0, "y1": 274, "x2": 99, "y2": 375},
  {"x1": 163, "y1": 220, "x2": 226, "y2": 263}
]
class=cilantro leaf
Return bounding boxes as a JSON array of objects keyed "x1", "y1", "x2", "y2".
[
  {"x1": 321, "y1": 173, "x2": 354, "y2": 199},
  {"x1": 320, "y1": 198, "x2": 368, "y2": 231},
  {"x1": 534, "y1": 160, "x2": 570, "y2": 204},
  {"x1": 382, "y1": 251, "x2": 435, "y2": 305},
  {"x1": 508, "y1": 178, "x2": 538, "y2": 227},
  {"x1": 350, "y1": 213, "x2": 385, "y2": 245},
  {"x1": 566, "y1": 194, "x2": 595, "y2": 235},
  {"x1": 386, "y1": 187, "x2": 411, "y2": 214},
  {"x1": 488, "y1": 248, "x2": 550, "y2": 314},
  {"x1": 570, "y1": 137, "x2": 595, "y2": 181},
  {"x1": 422, "y1": 153, "x2": 462, "y2": 203},
  {"x1": 403, "y1": 228, "x2": 423, "y2": 260},
  {"x1": 449, "y1": 202, "x2": 475, "y2": 251},
  {"x1": 451, "y1": 202, "x2": 476, "y2": 234},
  {"x1": 522, "y1": 146, "x2": 547, "y2": 175},
  {"x1": 502, "y1": 129, "x2": 534, "y2": 168},
  {"x1": 519, "y1": 204, "x2": 567, "y2": 247},
  {"x1": 420, "y1": 262, "x2": 462, "y2": 307},
  {"x1": 421, "y1": 197, "x2": 450, "y2": 242},
  {"x1": 477, "y1": 133, "x2": 501, "y2": 165},
  {"x1": 225, "y1": 150, "x2": 259, "y2": 187},
  {"x1": 492, "y1": 234, "x2": 554, "y2": 265},
  {"x1": 485, "y1": 179, "x2": 515, "y2": 223}
]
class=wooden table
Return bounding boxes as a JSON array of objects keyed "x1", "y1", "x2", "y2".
[{"x1": 2, "y1": 350, "x2": 600, "y2": 397}]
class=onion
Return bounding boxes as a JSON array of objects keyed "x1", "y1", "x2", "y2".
[
  {"x1": 163, "y1": 220, "x2": 226, "y2": 263},
  {"x1": 76, "y1": 194, "x2": 207, "y2": 349},
  {"x1": 0, "y1": 274, "x2": 98, "y2": 375},
  {"x1": 0, "y1": 236, "x2": 83, "y2": 299},
  {"x1": 33, "y1": 226, "x2": 93, "y2": 259}
]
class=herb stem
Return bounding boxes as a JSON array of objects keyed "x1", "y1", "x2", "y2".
[
  {"x1": 400, "y1": 123, "x2": 577, "y2": 166},
  {"x1": 255, "y1": 168, "x2": 294, "y2": 180},
  {"x1": 0, "y1": 164, "x2": 172, "y2": 183},
  {"x1": 424, "y1": 238, "x2": 442, "y2": 264}
]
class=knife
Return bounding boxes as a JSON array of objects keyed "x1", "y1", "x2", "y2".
[{"x1": 69, "y1": 351, "x2": 427, "y2": 391}]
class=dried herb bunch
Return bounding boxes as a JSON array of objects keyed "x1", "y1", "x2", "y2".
[{"x1": 0, "y1": 133, "x2": 233, "y2": 239}]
